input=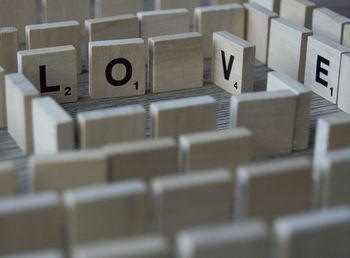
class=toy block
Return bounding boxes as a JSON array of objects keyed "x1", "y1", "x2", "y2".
[
  {"x1": 0, "y1": 27, "x2": 18, "y2": 73},
  {"x1": 89, "y1": 39, "x2": 145, "y2": 99},
  {"x1": 342, "y1": 23, "x2": 350, "y2": 48},
  {"x1": 95, "y1": 0, "x2": 143, "y2": 18},
  {"x1": 0, "y1": 67, "x2": 5, "y2": 128},
  {"x1": 0, "y1": 161, "x2": 16, "y2": 197},
  {"x1": 338, "y1": 53, "x2": 350, "y2": 113},
  {"x1": 18, "y1": 45, "x2": 78, "y2": 104},
  {"x1": 247, "y1": 0, "x2": 280, "y2": 12},
  {"x1": 280, "y1": 0, "x2": 316, "y2": 29},
  {"x1": 155, "y1": 0, "x2": 200, "y2": 21}
]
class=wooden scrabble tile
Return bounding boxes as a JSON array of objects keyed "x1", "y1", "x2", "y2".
[
  {"x1": 194, "y1": 4, "x2": 245, "y2": 58},
  {"x1": 85, "y1": 15, "x2": 139, "y2": 42},
  {"x1": 230, "y1": 90, "x2": 297, "y2": 156},
  {"x1": 236, "y1": 157, "x2": 313, "y2": 224},
  {"x1": 151, "y1": 169, "x2": 234, "y2": 236},
  {"x1": 64, "y1": 180, "x2": 148, "y2": 245},
  {"x1": 32, "y1": 97, "x2": 74, "y2": 155},
  {"x1": 280, "y1": 0, "x2": 316, "y2": 29},
  {"x1": 95, "y1": 0, "x2": 144, "y2": 18},
  {"x1": 89, "y1": 39, "x2": 145, "y2": 99},
  {"x1": 103, "y1": 138, "x2": 177, "y2": 182},
  {"x1": 342, "y1": 23, "x2": 350, "y2": 49},
  {"x1": 304, "y1": 35, "x2": 350, "y2": 104},
  {"x1": 149, "y1": 33, "x2": 204, "y2": 93},
  {"x1": 212, "y1": 0, "x2": 247, "y2": 4},
  {"x1": 18, "y1": 46, "x2": 78, "y2": 104},
  {"x1": 338, "y1": 53, "x2": 350, "y2": 114},
  {"x1": 5, "y1": 73, "x2": 40, "y2": 154},
  {"x1": 155, "y1": 0, "x2": 200, "y2": 16},
  {"x1": 267, "y1": 71, "x2": 312, "y2": 150},
  {"x1": 0, "y1": 67, "x2": 5, "y2": 128},
  {"x1": 150, "y1": 96, "x2": 216, "y2": 138},
  {"x1": 268, "y1": 18, "x2": 312, "y2": 82},
  {"x1": 26, "y1": 21, "x2": 81, "y2": 72},
  {"x1": 0, "y1": 161, "x2": 16, "y2": 197},
  {"x1": 31, "y1": 150, "x2": 107, "y2": 192},
  {"x1": 0, "y1": 27, "x2": 18, "y2": 73},
  {"x1": 3, "y1": 250, "x2": 64, "y2": 258},
  {"x1": 78, "y1": 105, "x2": 146, "y2": 149},
  {"x1": 212, "y1": 31, "x2": 255, "y2": 94},
  {"x1": 179, "y1": 128, "x2": 253, "y2": 172},
  {"x1": 247, "y1": 0, "x2": 280, "y2": 12},
  {"x1": 273, "y1": 207, "x2": 350, "y2": 258},
  {"x1": 177, "y1": 220, "x2": 269, "y2": 258},
  {"x1": 0, "y1": 192, "x2": 64, "y2": 255},
  {"x1": 244, "y1": 3, "x2": 278, "y2": 65}
]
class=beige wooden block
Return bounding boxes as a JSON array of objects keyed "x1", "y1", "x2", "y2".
[
  {"x1": 26, "y1": 21, "x2": 81, "y2": 72},
  {"x1": 177, "y1": 220, "x2": 269, "y2": 258},
  {"x1": 32, "y1": 97, "x2": 74, "y2": 155},
  {"x1": 244, "y1": 3, "x2": 278, "y2": 64},
  {"x1": 18, "y1": 46, "x2": 78, "y2": 104},
  {"x1": 0, "y1": 0, "x2": 36, "y2": 43},
  {"x1": 312, "y1": 7, "x2": 350, "y2": 44},
  {"x1": 2, "y1": 250, "x2": 64, "y2": 258},
  {"x1": 0, "y1": 161, "x2": 17, "y2": 197},
  {"x1": 0, "y1": 192, "x2": 64, "y2": 255},
  {"x1": 155, "y1": 0, "x2": 200, "y2": 21},
  {"x1": 179, "y1": 128, "x2": 253, "y2": 172},
  {"x1": 150, "y1": 96, "x2": 216, "y2": 138},
  {"x1": 64, "y1": 180, "x2": 149, "y2": 245},
  {"x1": 247, "y1": 0, "x2": 280, "y2": 12},
  {"x1": 149, "y1": 33, "x2": 204, "y2": 93},
  {"x1": 212, "y1": 31, "x2": 255, "y2": 94},
  {"x1": 230, "y1": 90, "x2": 297, "y2": 156},
  {"x1": 342, "y1": 23, "x2": 350, "y2": 49},
  {"x1": 267, "y1": 71, "x2": 311, "y2": 150},
  {"x1": 194, "y1": 4, "x2": 245, "y2": 58},
  {"x1": 95, "y1": 0, "x2": 144, "y2": 18},
  {"x1": 337, "y1": 53, "x2": 350, "y2": 114},
  {"x1": 31, "y1": 150, "x2": 107, "y2": 192},
  {"x1": 152, "y1": 169, "x2": 234, "y2": 236},
  {"x1": 85, "y1": 15, "x2": 139, "y2": 42},
  {"x1": 273, "y1": 207, "x2": 350, "y2": 258},
  {"x1": 0, "y1": 27, "x2": 18, "y2": 73},
  {"x1": 236, "y1": 157, "x2": 313, "y2": 224},
  {"x1": 280, "y1": 0, "x2": 316, "y2": 29},
  {"x1": 104, "y1": 138, "x2": 177, "y2": 182},
  {"x1": 212, "y1": 0, "x2": 247, "y2": 4},
  {"x1": 5, "y1": 73, "x2": 40, "y2": 154},
  {"x1": 268, "y1": 18, "x2": 312, "y2": 82},
  {"x1": 304, "y1": 35, "x2": 350, "y2": 104},
  {"x1": 0, "y1": 67, "x2": 5, "y2": 128},
  {"x1": 78, "y1": 105, "x2": 146, "y2": 149},
  {"x1": 89, "y1": 39, "x2": 145, "y2": 99}
]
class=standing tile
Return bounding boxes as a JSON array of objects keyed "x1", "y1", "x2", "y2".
[
  {"x1": 95, "y1": 0, "x2": 143, "y2": 18},
  {"x1": 337, "y1": 53, "x2": 350, "y2": 113},
  {"x1": 280, "y1": 0, "x2": 316, "y2": 29},
  {"x1": 0, "y1": 67, "x2": 5, "y2": 128},
  {"x1": 0, "y1": 161, "x2": 17, "y2": 197},
  {"x1": 0, "y1": 27, "x2": 18, "y2": 73},
  {"x1": 247, "y1": 0, "x2": 280, "y2": 12}
]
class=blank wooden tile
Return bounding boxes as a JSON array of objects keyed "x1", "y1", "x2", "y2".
[
  {"x1": 31, "y1": 150, "x2": 107, "y2": 192},
  {"x1": 155, "y1": 0, "x2": 200, "y2": 20},
  {"x1": 0, "y1": 161, "x2": 16, "y2": 197},
  {"x1": 268, "y1": 18, "x2": 312, "y2": 82},
  {"x1": 65, "y1": 180, "x2": 148, "y2": 245},
  {"x1": 104, "y1": 138, "x2": 177, "y2": 182},
  {"x1": 150, "y1": 96, "x2": 216, "y2": 138},
  {"x1": 3, "y1": 250, "x2": 64, "y2": 258},
  {"x1": 177, "y1": 220, "x2": 269, "y2": 258},
  {"x1": 149, "y1": 33, "x2": 203, "y2": 93},
  {"x1": 280, "y1": 0, "x2": 316, "y2": 29},
  {"x1": 247, "y1": 0, "x2": 280, "y2": 12},
  {"x1": 95, "y1": 0, "x2": 143, "y2": 18},
  {"x1": 85, "y1": 15, "x2": 139, "y2": 42},
  {"x1": 342, "y1": 23, "x2": 350, "y2": 49},
  {"x1": 152, "y1": 169, "x2": 234, "y2": 236},
  {"x1": 0, "y1": 27, "x2": 18, "y2": 73},
  {"x1": 18, "y1": 45, "x2": 78, "y2": 104},
  {"x1": 267, "y1": 71, "x2": 311, "y2": 150},
  {"x1": 179, "y1": 128, "x2": 253, "y2": 172},
  {"x1": 89, "y1": 39, "x2": 145, "y2": 99},
  {"x1": 194, "y1": 4, "x2": 245, "y2": 58},
  {"x1": 212, "y1": 0, "x2": 247, "y2": 4},
  {"x1": 230, "y1": 90, "x2": 297, "y2": 156},
  {"x1": 337, "y1": 53, "x2": 350, "y2": 114},
  {"x1": 78, "y1": 105, "x2": 146, "y2": 149},
  {"x1": 212, "y1": 31, "x2": 255, "y2": 94},
  {"x1": 32, "y1": 97, "x2": 74, "y2": 155},
  {"x1": 0, "y1": 192, "x2": 64, "y2": 255},
  {"x1": 5, "y1": 73, "x2": 40, "y2": 154},
  {"x1": 26, "y1": 21, "x2": 81, "y2": 72},
  {"x1": 0, "y1": 67, "x2": 5, "y2": 128},
  {"x1": 244, "y1": 3, "x2": 278, "y2": 64},
  {"x1": 273, "y1": 207, "x2": 350, "y2": 258}
]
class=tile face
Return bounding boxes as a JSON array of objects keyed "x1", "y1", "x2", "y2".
[
  {"x1": 149, "y1": 33, "x2": 204, "y2": 93},
  {"x1": 304, "y1": 35, "x2": 350, "y2": 104},
  {"x1": 236, "y1": 157, "x2": 313, "y2": 224},
  {"x1": 5, "y1": 73, "x2": 40, "y2": 154},
  {"x1": 104, "y1": 138, "x2": 177, "y2": 182},
  {"x1": 268, "y1": 18, "x2": 312, "y2": 82},
  {"x1": 155, "y1": 0, "x2": 200, "y2": 23},
  {"x1": 0, "y1": 67, "x2": 5, "y2": 128},
  {"x1": 212, "y1": 31, "x2": 255, "y2": 95},
  {"x1": 0, "y1": 27, "x2": 18, "y2": 73},
  {"x1": 280, "y1": 0, "x2": 316, "y2": 29},
  {"x1": 32, "y1": 97, "x2": 74, "y2": 155},
  {"x1": 342, "y1": 23, "x2": 350, "y2": 49},
  {"x1": 78, "y1": 105, "x2": 146, "y2": 149},
  {"x1": 338, "y1": 53, "x2": 350, "y2": 114},
  {"x1": 150, "y1": 96, "x2": 216, "y2": 138},
  {"x1": 89, "y1": 39, "x2": 145, "y2": 99},
  {"x1": 0, "y1": 161, "x2": 16, "y2": 197},
  {"x1": 194, "y1": 4, "x2": 245, "y2": 58},
  {"x1": 95, "y1": 0, "x2": 143, "y2": 18},
  {"x1": 179, "y1": 128, "x2": 253, "y2": 172},
  {"x1": 18, "y1": 45, "x2": 78, "y2": 104},
  {"x1": 247, "y1": 0, "x2": 280, "y2": 12},
  {"x1": 230, "y1": 90, "x2": 297, "y2": 156},
  {"x1": 273, "y1": 207, "x2": 350, "y2": 258}
]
